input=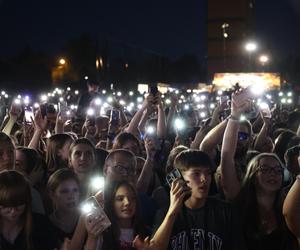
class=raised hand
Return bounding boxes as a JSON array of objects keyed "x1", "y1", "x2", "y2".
[
  {"x1": 33, "y1": 109, "x2": 48, "y2": 132},
  {"x1": 133, "y1": 235, "x2": 158, "y2": 250}
]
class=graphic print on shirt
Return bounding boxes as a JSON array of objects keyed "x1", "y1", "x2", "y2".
[{"x1": 170, "y1": 228, "x2": 222, "y2": 250}]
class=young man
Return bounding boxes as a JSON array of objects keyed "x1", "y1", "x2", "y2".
[{"x1": 144, "y1": 150, "x2": 244, "y2": 250}]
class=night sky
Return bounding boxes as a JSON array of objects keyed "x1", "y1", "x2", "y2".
[{"x1": 0, "y1": 0, "x2": 300, "y2": 61}]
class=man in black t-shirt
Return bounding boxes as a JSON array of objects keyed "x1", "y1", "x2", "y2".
[{"x1": 134, "y1": 150, "x2": 244, "y2": 250}]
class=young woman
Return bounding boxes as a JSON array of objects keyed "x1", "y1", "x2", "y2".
[
  {"x1": 47, "y1": 168, "x2": 80, "y2": 247},
  {"x1": 46, "y1": 133, "x2": 74, "y2": 176},
  {"x1": 235, "y1": 153, "x2": 297, "y2": 249},
  {"x1": 68, "y1": 138, "x2": 96, "y2": 197},
  {"x1": 15, "y1": 147, "x2": 45, "y2": 214},
  {"x1": 0, "y1": 170, "x2": 58, "y2": 250},
  {"x1": 85, "y1": 181, "x2": 148, "y2": 250}
]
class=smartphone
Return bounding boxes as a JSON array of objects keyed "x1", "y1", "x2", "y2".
[
  {"x1": 260, "y1": 103, "x2": 271, "y2": 118},
  {"x1": 149, "y1": 86, "x2": 158, "y2": 96},
  {"x1": 110, "y1": 109, "x2": 119, "y2": 126},
  {"x1": 166, "y1": 168, "x2": 185, "y2": 187},
  {"x1": 40, "y1": 104, "x2": 47, "y2": 118},
  {"x1": 166, "y1": 168, "x2": 191, "y2": 200},
  {"x1": 58, "y1": 102, "x2": 70, "y2": 120},
  {"x1": 24, "y1": 108, "x2": 34, "y2": 124},
  {"x1": 81, "y1": 196, "x2": 111, "y2": 233},
  {"x1": 233, "y1": 86, "x2": 253, "y2": 107}
]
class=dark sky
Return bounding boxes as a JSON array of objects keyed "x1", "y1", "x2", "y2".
[{"x1": 0, "y1": 0, "x2": 300, "y2": 61}]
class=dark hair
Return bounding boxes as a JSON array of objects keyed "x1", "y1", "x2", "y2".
[
  {"x1": 273, "y1": 130, "x2": 296, "y2": 162},
  {"x1": 284, "y1": 145, "x2": 300, "y2": 175},
  {"x1": 16, "y1": 147, "x2": 43, "y2": 175},
  {"x1": 46, "y1": 133, "x2": 74, "y2": 175},
  {"x1": 174, "y1": 149, "x2": 213, "y2": 171},
  {"x1": 95, "y1": 148, "x2": 109, "y2": 175},
  {"x1": 112, "y1": 132, "x2": 141, "y2": 155},
  {"x1": 103, "y1": 181, "x2": 147, "y2": 250},
  {"x1": 236, "y1": 153, "x2": 285, "y2": 243},
  {"x1": 165, "y1": 145, "x2": 188, "y2": 174},
  {"x1": 0, "y1": 170, "x2": 32, "y2": 249},
  {"x1": 69, "y1": 138, "x2": 96, "y2": 158}
]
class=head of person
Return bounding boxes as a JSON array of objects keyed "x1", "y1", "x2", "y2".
[
  {"x1": 46, "y1": 133, "x2": 74, "y2": 175},
  {"x1": 16, "y1": 147, "x2": 43, "y2": 177},
  {"x1": 0, "y1": 132, "x2": 15, "y2": 171},
  {"x1": 95, "y1": 116, "x2": 109, "y2": 139},
  {"x1": 181, "y1": 109, "x2": 199, "y2": 127},
  {"x1": 103, "y1": 149, "x2": 137, "y2": 185},
  {"x1": 47, "y1": 169, "x2": 80, "y2": 213},
  {"x1": 112, "y1": 132, "x2": 141, "y2": 156},
  {"x1": 174, "y1": 150, "x2": 214, "y2": 203},
  {"x1": 103, "y1": 181, "x2": 146, "y2": 249},
  {"x1": 288, "y1": 111, "x2": 300, "y2": 132},
  {"x1": 284, "y1": 146, "x2": 300, "y2": 176},
  {"x1": 165, "y1": 145, "x2": 188, "y2": 174},
  {"x1": 68, "y1": 138, "x2": 96, "y2": 177},
  {"x1": 0, "y1": 170, "x2": 32, "y2": 249},
  {"x1": 87, "y1": 81, "x2": 99, "y2": 93},
  {"x1": 242, "y1": 153, "x2": 284, "y2": 196},
  {"x1": 273, "y1": 130, "x2": 296, "y2": 162},
  {"x1": 235, "y1": 120, "x2": 252, "y2": 158}
]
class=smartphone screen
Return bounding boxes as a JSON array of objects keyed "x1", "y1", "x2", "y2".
[
  {"x1": 149, "y1": 86, "x2": 158, "y2": 96},
  {"x1": 24, "y1": 109, "x2": 34, "y2": 123}
]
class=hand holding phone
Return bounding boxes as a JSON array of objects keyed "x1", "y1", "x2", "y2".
[{"x1": 82, "y1": 196, "x2": 111, "y2": 235}]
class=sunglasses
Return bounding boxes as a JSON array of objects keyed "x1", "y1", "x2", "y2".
[{"x1": 238, "y1": 132, "x2": 249, "y2": 141}]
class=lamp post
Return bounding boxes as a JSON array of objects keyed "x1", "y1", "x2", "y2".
[
  {"x1": 245, "y1": 42, "x2": 257, "y2": 71},
  {"x1": 221, "y1": 23, "x2": 229, "y2": 71}
]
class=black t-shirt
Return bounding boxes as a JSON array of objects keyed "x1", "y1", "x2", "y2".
[
  {"x1": 0, "y1": 213, "x2": 59, "y2": 250},
  {"x1": 153, "y1": 197, "x2": 244, "y2": 250},
  {"x1": 76, "y1": 91, "x2": 101, "y2": 117}
]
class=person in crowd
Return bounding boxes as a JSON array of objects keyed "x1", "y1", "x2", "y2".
[
  {"x1": 284, "y1": 145, "x2": 300, "y2": 179},
  {"x1": 0, "y1": 132, "x2": 15, "y2": 171},
  {"x1": 47, "y1": 168, "x2": 81, "y2": 248},
  {"x1": 112, "y1": 132, "x2": 141, "y2": 156},
  {"x1": 0, "y1": 170, "x2": 58, "y2": 250},
  {"x1": 220, "y1": 89, "x2": 297, "y2": 250},
  {"x1": 15, "y1": 147, "x2": 45, "y2": 214},
  {"x1": 283, "y1": 174, "x2": 300, "y2": 248},
  {"x1": 77, "y1": 79, "x2": 101, "y2": 118},
  {"x1": 85, "y1": 181, "x2": 148, "y2": 250},
  {"x1": 68, "y1": 138, "x2": 96, "y2": 196},
  {"x1": 46, "y1": 133, "x2": 74, "y2": 176},
  {"x1": 273, "y1": 130, "x2": 296, "y2": 163},
  {"x1": 135, "y1": 150, "x2": 243, "y2": 250}
]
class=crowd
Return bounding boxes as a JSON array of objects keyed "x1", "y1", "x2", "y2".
[{"x1": 0, "y1": 80, "x2": 300, "y2": 250}]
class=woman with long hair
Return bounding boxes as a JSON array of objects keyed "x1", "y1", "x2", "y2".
[
  {"x1": 235, "y1": 153, "x2": 297, "y2": 249},
  {"x1": 0, "y1": 170, "x2": 58, "y2": 250},
  {"x1": 85, "y1": 181, "x2": 148, "y2": 250},
  {"x1": 47, "y1": 168, "x2": 81, "y2": 247},
  {"x1": 46, "y1": 133, "x2": 74, "y2": 176}
]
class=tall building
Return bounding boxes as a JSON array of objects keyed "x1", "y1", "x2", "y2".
[{"x1": 207, "y1": 0, "x2": 255, "y2": 80}]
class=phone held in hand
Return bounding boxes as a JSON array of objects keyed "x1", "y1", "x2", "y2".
[
  {"x1": 166, "y1": 168, "x2": 186, "y2": 187},
  {"x1": 81, "y1": 196, "x2": 111, "y2": 233},
  {"x1": 110, "y1": 109, "x2": 119, "y2": 126},
  {"x1": 166, "y1": 168, "x2": 191, "y2": 200},
  {"x1": 149, "y1": 86, "x2": 158, "y2": 96},
  {"x1": 24, "y1": 107, "x2": 34, "y2": 124}
]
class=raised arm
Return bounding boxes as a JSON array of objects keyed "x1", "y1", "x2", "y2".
[
  {"x1": 156, "y1": 94, "x2": 166, "y2": 139},
  {"x1": 283, "y1": 176, "x2": 300, "y2": 240},
  {"x1": 28, "y1": 109, "x2": 47, "y2": 150},
  {"x1": 125, "y1": 95, "x2": 153, "y2": 135},
  {"x1": 2, "y1": 102, "x2": 22, "y2": 136},
  {"x1": 220, "y1": 90, "x2": 250, "y2": 201},
  {"x1": 253, "y1": 111, "x2": 271, "y2": 152}
]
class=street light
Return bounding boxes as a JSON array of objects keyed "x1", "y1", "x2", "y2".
[
  {"x1": 245, "y1": 41, "x2": 257, "y2": 71},
  {"x1": 221, "y1": 23, "x2": 229, "y2": 71},
  {"x1": 259, "y1": 55, "x2": 269, "y2": 65},
  {"x1": 59, "y1": 58, "x2": 66, "y2": 65}
]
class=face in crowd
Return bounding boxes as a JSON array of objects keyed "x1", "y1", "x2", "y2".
[{"x1": 104, "y1": 150, "x2": 137, "y2": 185}]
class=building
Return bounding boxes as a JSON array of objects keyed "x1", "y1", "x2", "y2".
[{"x1": 207, "y1": 0, "x2": 255, "y2": 80}]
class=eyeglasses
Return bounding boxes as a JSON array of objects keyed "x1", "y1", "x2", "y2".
[
  {"x1": 111, "y1": 165, "x2": 136, "y2": 176},
  {"x1": 258, "y1": 165, "x2": 283, "y2": 175},
  {"x1": 238, "y1": 132, "x2": 249, "y2": 141}
]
